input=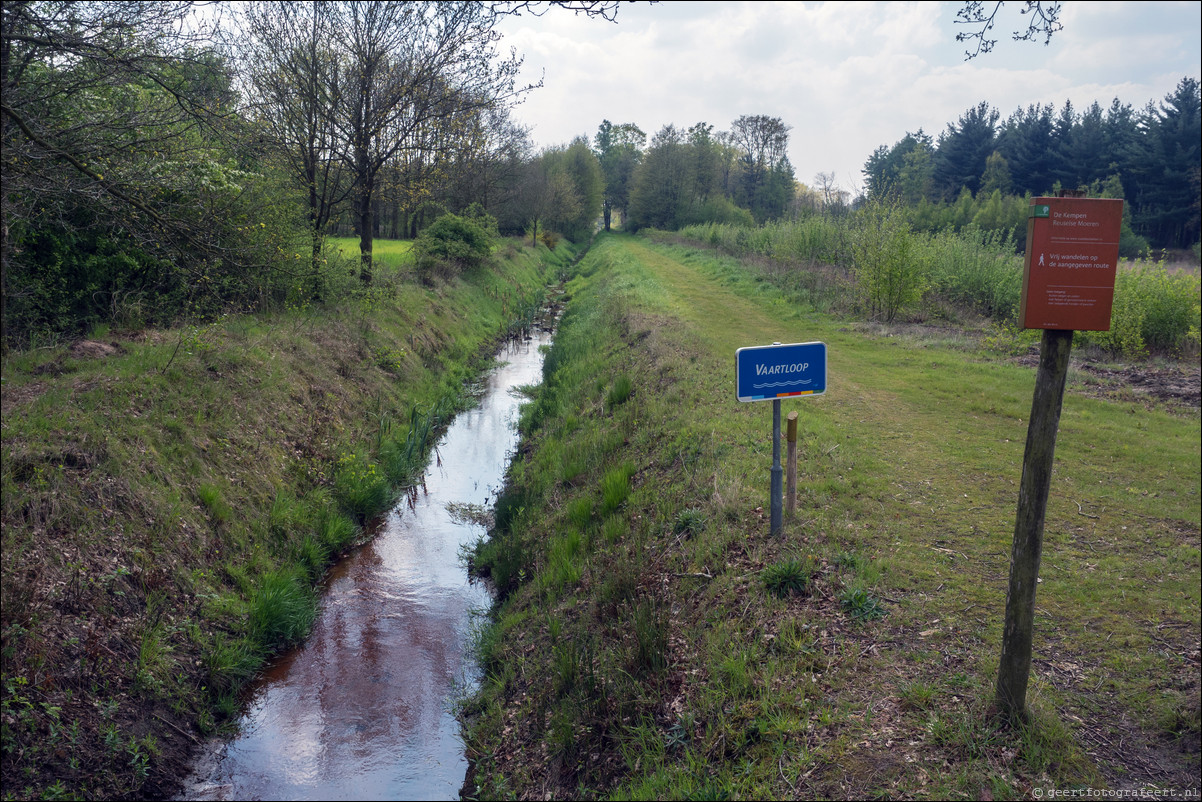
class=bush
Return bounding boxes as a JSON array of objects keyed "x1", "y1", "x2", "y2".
[
  {"x1": 680, "y1": 196, "x2": 756, "y2": 228},
  {"x1": 852, "y1": 198, "x2": 926, "y2": 322},
  {"x1": 1087, "y1": 259, "x2": 1202, "y2": 357},
  {"x1": 413, "y1": 212, "x2": 494, "y2": 276},
  {"x1": 923, "y1": 227, "x2": 1022, "y2": 321}
]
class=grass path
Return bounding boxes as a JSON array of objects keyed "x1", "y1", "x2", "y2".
[
  {"x1": 469, "y1": 233, "x2": 1200, "y2": 799},
  {"x1": 628, "y1": 234, "x2": 1201, "y2": 792}
]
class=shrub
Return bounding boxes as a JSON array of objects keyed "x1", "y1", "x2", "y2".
[
  {"x1": 1088, "y1": 259, "x2": 1201, "y2": 357},
  {"x1": 413, "y1": 212, "x2": 494, "y2": 276},
  {"x1": 851, "y1": 198, "x2": 926, "y2": 322},
  {"x1": 923, "y1": 227, "x2": 1022, "y2": 321},
  {"x1": 680, "y1": 196, "x2": 756, "y2": 228}
]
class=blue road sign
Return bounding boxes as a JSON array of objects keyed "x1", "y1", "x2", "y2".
[{"x1": 736, "y1": 341, "x2": 827, "y2": 402}]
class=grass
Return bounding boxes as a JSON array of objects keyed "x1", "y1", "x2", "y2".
[
  {"x1": 330, "y1": 236, "x2": 414, "y2": 272},
  {"x1": 463, "y1": 232, "x2": 1200, "y2": 800},
  {"x1": 0, "y1": 235, "x2": 576, "y2": 800},
  {"x1": 761, "y1": 556, "x2": 814, "y2": 598}
]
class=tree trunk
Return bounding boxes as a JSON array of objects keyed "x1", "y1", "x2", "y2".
[{"x1": 357, "y1": 170, "x2": 373, "y2": 284}]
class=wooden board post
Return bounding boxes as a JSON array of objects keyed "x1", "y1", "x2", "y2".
[
  {"x1": 771, "y1": 400, "x2": 782, "y2": 536},
  {"x1": 785, "y1": 412, "x2": 798, "y2": 518},
  {"x1": 996, "y1": 195, "x2": 1121, "y2": 720},
  {"x1": 996, "y1": 328, "x2": 1073, "y2": 719}
]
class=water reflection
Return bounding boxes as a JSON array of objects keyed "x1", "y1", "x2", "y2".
[{"x1": 181, "y1": 330, "x2": 550, "y2": 801}]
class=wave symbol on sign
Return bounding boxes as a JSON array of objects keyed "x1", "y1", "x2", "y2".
[{"x1": 753, "y1": 379, "x2": 812, "y2": 390}]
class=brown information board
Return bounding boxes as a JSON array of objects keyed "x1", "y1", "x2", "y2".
[{"x1": 1019, "y1": 197, "x2": 1123, "y2": 331}]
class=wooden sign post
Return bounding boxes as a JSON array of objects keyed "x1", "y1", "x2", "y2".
[
  {"x1": 996, "y1": 195, "x2": 1122, "y2": 720},
  {"x1": 735, "y1": 342, "x2": 827, "y2": 536}
]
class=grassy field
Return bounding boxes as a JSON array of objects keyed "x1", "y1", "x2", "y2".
[
  {"x1": 466, "y1": 233, "x2": 1200, "y2": 799},
  {"x1": 0, "y1": 237, "x2": 573, "y2": 800},
  {"x1": 330, "y1": 236, "x2": 414, "y2": 272}
]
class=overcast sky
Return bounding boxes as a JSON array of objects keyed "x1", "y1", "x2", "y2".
[{"x1": 495, "y1": 1, "x2": 1202, "y2": 195}]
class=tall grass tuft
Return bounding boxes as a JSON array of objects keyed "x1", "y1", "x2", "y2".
[
  {"x1": 761, "y1": 556, "x2": 815, "y2": 598},
  {"x1": 632, "y1": 600, "x2": 668, "y2": 675},
  {"x1": 600, "y1": 462, "x2": 635, "y2": 514},
  {"x1": 249, "y1": 568, "x2": 317, "y2": 647},
  {"x1": 606, "y1": 374, "x2": 634, "y2": 409},
  {"x1": 332, "y1": 450, "x2": 390, "y2": 522}
]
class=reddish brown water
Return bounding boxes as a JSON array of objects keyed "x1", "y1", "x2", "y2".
[{"x1": 180, "y1": 329, "x2": 551, "y2": 801}]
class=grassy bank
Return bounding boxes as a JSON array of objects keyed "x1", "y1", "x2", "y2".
[
  {"x1": 465, "y1": 233, "x2": 1200, "y2": 799},
  {"x1": 0, "y1": 236, "x2": 575, "y2": 800}
]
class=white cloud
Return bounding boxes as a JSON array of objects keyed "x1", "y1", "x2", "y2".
[{"x1": 497, "y1": 1, "x2": 1201, "y2": 194}]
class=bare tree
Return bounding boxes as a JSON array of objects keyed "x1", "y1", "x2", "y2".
[
  {"x1": 729, "y1": 114, "x2": 791, "y2": 170},
  {"x1": 813, "y1": 171, "x2": 849, "y2": 213},
  {"x1": 954, "y1": 1, "x2": 1063, "y2": 60},
  {"x1": 327, "y1": 2, "x2": 527, "y2": 283},
  {"x1": 237, "y1": 1, "x2": 351, "y2": 288}
]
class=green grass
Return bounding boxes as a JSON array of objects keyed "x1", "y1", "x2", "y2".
[
  {"x1": 463, "y1": 232, "x2": 1200, "y2": 800},
  {"x1": 330, "y1": 236, "x2": 414, "y2": 271}
]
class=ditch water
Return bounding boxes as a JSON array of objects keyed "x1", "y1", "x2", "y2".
[{"x1": 179, "y1": 325, "x2": 552, "y2": 801}]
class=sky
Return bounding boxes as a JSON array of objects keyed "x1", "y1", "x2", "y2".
[{"x1": 495, "y1": 1, "x2": 1202, "y2": 195}]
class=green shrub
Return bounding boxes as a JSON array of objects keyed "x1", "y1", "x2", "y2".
[
  {"x1": 413, "y1": 212, "x2": 494, "y2": 276},
  {"x1": 923, "y1": 227, "x2": 1022, "y2": 321},
  {"x1": 680, "y1": 196, "x2": 756, "y2": 228},
  {"x1": 851, "y1": 198, "x2": 926, "y2": 322},
  {"x1": 1088, "y1": 260, "x2": 1201, "y2": 357}
]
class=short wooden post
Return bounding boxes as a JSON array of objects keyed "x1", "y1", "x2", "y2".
[
  {"x1": 996, "y1": 328, "x2": 1073, "y2": 720},
  {"x1": 770, "y1": 400, "x2": 782, "y2": 536},
  {"x1": 785, "y1": 412, "x2": 798, "y2": 519}
]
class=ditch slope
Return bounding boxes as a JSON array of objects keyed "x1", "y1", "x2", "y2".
[{"x1": 1, "y1": 239, "x2": 574, "y2": 801}]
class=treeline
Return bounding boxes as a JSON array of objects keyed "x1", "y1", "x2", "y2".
[
  {"x1": 0, "y1": 1, "x2": 614, "y2": 350},
  {"x1": 862, "y1": 80, "x2": 1202, "y2": 251},
  {"x1": 4, "y1": 1, "x2": 1199, "y2": 352}
]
